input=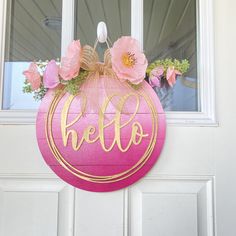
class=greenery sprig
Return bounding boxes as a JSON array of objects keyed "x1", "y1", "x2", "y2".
[
  {"x1": 64, "y1": 70, "x2": 89, "y2": 95},
  {"x1": 22, "y1": 77, "x2": 48, "y2": 101},
  {"x1": 147, "y1": 58, "x2": 190, "y2": 77}
]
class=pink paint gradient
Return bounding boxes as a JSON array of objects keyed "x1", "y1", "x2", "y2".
[{"x1": 36, "y1": 80, "x2": 166, "y2": 192}]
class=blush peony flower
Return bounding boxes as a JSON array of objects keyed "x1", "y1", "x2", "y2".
[
  {"x1": 110, "y1": 36, "x2": 148, "y2": 85},
  {"x1": 59, "y1": 40, "x2": 81, "y2": 81},
  {"x1": 23, "y1": 62, "x2": 41, "y2": 90},
  {"x1": 149, "y1": 66, "x2": 164, "y2": 87},
  {"x1": 166, "y1": 67, "x2": 182, "y2": 87},
  {"x1": 43, "y1": 60, "x2": 60, "y2": 88}
]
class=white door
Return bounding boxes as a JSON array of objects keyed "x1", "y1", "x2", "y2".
[{"x1": 0, "y1": 0, "x2": 235, "y2": 235}]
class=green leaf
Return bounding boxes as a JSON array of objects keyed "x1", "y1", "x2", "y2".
[
  {"x1": 146, "y1": 58, "x2": 190, "y2": 78},
  {"x1": 64, "y1": 70, "x2": 89, "y2": 95}
]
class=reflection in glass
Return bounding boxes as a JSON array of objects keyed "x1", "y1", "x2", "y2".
[
  {"x1": 3, "y1": 0, "x2": 62, "y2": 110},
  {"x1": 144, "y1": 0, "x2": 198, "y2": 111},
  {"x1": 75, "y1": 0, "x2": 131, "y2": 59}
]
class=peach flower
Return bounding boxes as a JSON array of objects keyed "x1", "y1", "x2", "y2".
[
  {"x1": 43, "y1": 60, "x2": 59, "y2": 88},
  {"x1": 149, "y1": 66, "x2": 164, "y2": 87},
  {"x1": 59, "y1": 40, "x2": 81, "y2": 81},
  {"x1": 166, "y1": 67, "x2": 182, "y2": 87},
  {"x1": 23, "y1": 62, "x2": 41, "y2": 90},
  {"x1": 110, "y1": 36, "x2": 148, "y2": 85}
]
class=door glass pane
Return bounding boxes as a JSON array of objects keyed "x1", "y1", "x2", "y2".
[
  {"x1": 75, "y1": 0, "x2": 131, "y2": 58},
  {"x1": 144, "y1": 0, "x2": 198, "y2": 111},
  {"x1": 3, "y1": 0, "x2": 62, "y2": 110}
]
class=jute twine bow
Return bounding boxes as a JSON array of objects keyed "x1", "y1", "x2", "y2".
[
  {"x1": 80, "y1": 45, "x2": 116, "y2": 80},
  {"x1": 77, "y1": 44, "x2": 139, "y2": 115}
]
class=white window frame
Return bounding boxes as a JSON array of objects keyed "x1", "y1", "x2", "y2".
[{"x1": 0, "y1": 0, "x2": 217, "y2": 126}]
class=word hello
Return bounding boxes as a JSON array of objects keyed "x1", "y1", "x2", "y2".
[{"x1": 60, "y1": 93, "x2": 148, "y2": 152}]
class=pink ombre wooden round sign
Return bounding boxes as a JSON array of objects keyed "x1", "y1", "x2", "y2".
[{"x1": 36, "y1": 78, "x2": 165, "y2": 192}]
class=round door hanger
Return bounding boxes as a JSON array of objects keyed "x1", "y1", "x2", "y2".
[{"x1": 36, "y1": 80, "x2": 166, "y2": 192}]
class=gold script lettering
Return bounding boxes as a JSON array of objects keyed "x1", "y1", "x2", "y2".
[{"x1": 60, "y1": 93, "x2": 148, "y2": 152}]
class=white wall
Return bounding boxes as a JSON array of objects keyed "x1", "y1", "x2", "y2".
[{"x1": 214, "y1": 0, "x2": 236, "y2": 234}]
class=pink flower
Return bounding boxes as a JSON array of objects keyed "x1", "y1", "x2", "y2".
[
  {"x1": 149, "y1": 66, "x2": 164, "y2": 87},
  {"x1": 23, "y1": 62, "x2": 41, "y2": 90},
  {"x1": 110, "y1": 36, "x2": 148, "y2": 85},
  {"x1": 166, "y1": 67, "x2": 182, "y2": 87},
  {"x1": 43, "y1": 60, "x2": 60, "y2": 88},
  {"x1": 59, "y1": 40, "x2": 81, "y2": 81}
]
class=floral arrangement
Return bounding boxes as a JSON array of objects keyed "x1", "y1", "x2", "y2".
[
  {"x1": 147, "y1": 59, "x2": 190, "y2": 88},
  {"x1": 22, "y1": 36, "x2": 189, "y2": 100}
]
